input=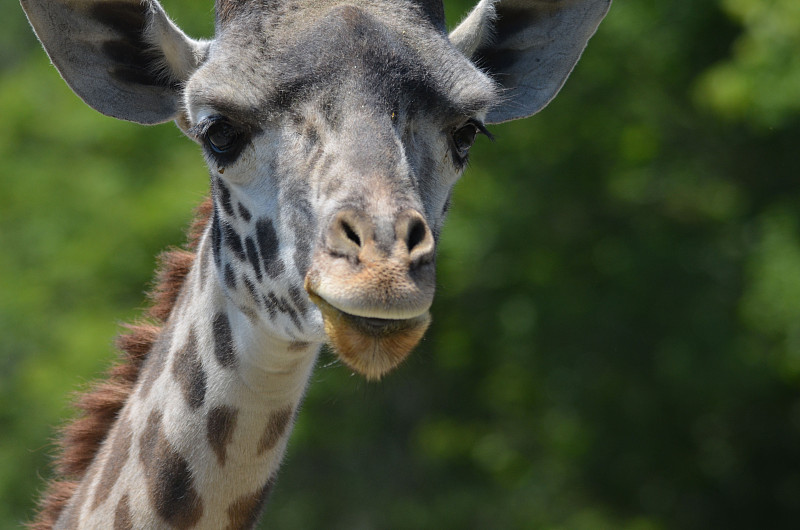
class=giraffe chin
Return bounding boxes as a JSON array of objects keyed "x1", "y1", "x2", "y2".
[{"x1": 306, "y1": 290, "x2": 430, "y2": 380}]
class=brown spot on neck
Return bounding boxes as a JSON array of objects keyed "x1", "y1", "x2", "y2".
[
  {"x1": 224, "y1": 478, "x2": 276, "y2": 530},
  {"x1": 257, "y1": 406, "x2": 294, "y2": 456},
  {"x1": 172, "y1": 327, "x2": 207, "y2": 410},
  {"x1": 114, "y1": 494, "x2": 133, "y2": 530},
  {"x1": 139, "y1": 410, "x2": 204, "y2": 529},
  {"x1": 207, "y1": 405, "x2": 239, "y2": 466},
  {"x1": 213, "y1": 312, "x2": 238, "y2": 368}
]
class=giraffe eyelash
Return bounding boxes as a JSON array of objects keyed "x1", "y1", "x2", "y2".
[{"x1": 472, "y1": 119, "x2": 494, "y2": 141}]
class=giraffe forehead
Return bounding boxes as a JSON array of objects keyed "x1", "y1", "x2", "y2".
[
  {"x1": 186, "y1": 3, "x2": 496, "y2": 126},
  {"x1": 216, "y1": 0, "x2": 447, "y2": 31}
]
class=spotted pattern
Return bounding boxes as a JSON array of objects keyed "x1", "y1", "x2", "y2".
[
  {"x1": 222, "y1": 221, "x2": 246, "y2": 262},
  {"x1": 113, "y1": 494, "x2": 132, "y2": 530},
  {"x1": 216, "y1": 177, "x2": 235, "y2": 217},
  {"x1": 255, "y1": 219, "x2": 285, "y2": 279},
  {"x1": 91, "y1": 414, "x2": 133, "y2": 510},
  {"x1": 287, "y1": 285, "x2": 308, "y2": 316},
  {"x1": 261, "y1": 293, "x2": 277, "y2": 320},
  {"x1": 224, "y1": 478, "x2": 275, "y2": 530},
  {"x1": 224, "y1": 263, "x2": 237, "y2": 289},
  {"x1": 211, "y1": 208, "x2": 223, "y2": 268},
  {"x1": 242, "y1": 275, "x2": 259, "y2": 304},
  {"x1": 262, "y1": 292, "x2": 303, "y2": 330},
  {"x1": 237, "y1": 202, "x2": 252, "y2": 222},
  {"x1": 212, "y1": 312, "x2": 237, "y2": 368},
  {"x1": 139, "y1": 410, "x2": 203, "y2": 529},
  {"x1": 172, "y1": 328, "x2": 207, "y2": 410},
  {"x1": 244, "y1": 236, "x2": 262, "y2": 282},
  {"x1": 207, "y1": 405, "x2": 239, "y2": 466},
  {"x1": 257, "y1": 406, "x2": 293, "y2": 455}
]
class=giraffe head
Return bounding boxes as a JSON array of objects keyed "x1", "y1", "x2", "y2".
[{"x1": 22, "y1": 0, "x2": 610, "y2": 379}]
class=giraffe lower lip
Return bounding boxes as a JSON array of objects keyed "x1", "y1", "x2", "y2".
[
  {"x1": 307, "y1": 290, "x2": 425, "y2": 336},
  {"x1": 341, "y1": 312, "x2": 424, "y2": 336}
]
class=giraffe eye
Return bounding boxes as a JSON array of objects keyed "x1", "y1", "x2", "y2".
[
  {"x1": 452, "y1": 123, "x2": 478, "y2": 158},
  {"x1": 206, "y1": 120, "x2": 241, "y2": 154}
]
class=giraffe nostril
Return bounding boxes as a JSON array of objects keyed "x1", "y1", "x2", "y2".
[
  {"x1": 395, "y1": 210, "x2": 434, "y2": 266},
  {"x1": 326, "y1": 210, "x2": 371, "y2": 259},
  {"x1": 326, "y1": 209, "x2": 433, "y2": 264},
  {"x1": 406, "y1": 218, "x2": 426, "y2": 253},
  {"x1": 341, "y1": 220, "x2": 361, "y2": 248}
]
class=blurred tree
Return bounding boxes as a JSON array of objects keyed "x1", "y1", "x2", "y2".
[
  {"x1": 2, "y1": 0, "x2": 799, "y2": 529},
  {"x1": 695, "y1": 0, "x2": 800, "y2": 127}
]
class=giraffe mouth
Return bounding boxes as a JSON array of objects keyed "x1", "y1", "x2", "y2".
[{"x1": 304, "y1": 282, "x2": 430, "y2": 380}]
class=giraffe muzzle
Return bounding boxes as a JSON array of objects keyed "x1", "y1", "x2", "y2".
[{"x1": 304, "y1": 208, "x2": 436, "y2": 379}]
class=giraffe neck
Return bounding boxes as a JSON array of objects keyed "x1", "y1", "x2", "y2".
[{"x1": 56, "y1": 227, "x2": 321, "y2": 529}]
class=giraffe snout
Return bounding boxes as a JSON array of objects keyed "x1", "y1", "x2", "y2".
[
  {"x1": 307, "y1": 207, "x2": 436, "y2": 321},
  {"x1": 325, "y1": 208, "x2": 435, "y2": 269},
  {"x1": 304, "y1": 207, "x2": 436, "y2": 379}
]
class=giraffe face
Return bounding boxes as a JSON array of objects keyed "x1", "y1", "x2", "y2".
[
  {"x1": 182, "y1": 5, "x2": 497, "y2": 378},
  {"x1": 23, "y1": 0, "x2": 610, "y2": 379},
  {"x1": 23, "y1": 0, "x2": 610, "y2": 525}
]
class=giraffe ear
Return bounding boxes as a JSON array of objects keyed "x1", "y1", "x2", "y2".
[
  {"x1": 450, "y1": 0, "x2": 611, "y2": 124},
  {"x1": 21, "y1": 0, "x2": 210, "y2": 125}
]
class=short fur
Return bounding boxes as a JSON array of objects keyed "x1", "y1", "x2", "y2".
[{"x1": 29, "y1": 198, "x2": 213, "y2": 529}]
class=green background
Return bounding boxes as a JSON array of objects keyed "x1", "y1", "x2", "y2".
[{"x1": 2, "y1": 0, "x2": 800, "y2": 528}]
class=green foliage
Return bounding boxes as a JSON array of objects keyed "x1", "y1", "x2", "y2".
[
  {"x1": 2, "y1": 0, "x2": 799, "y2": 528},
  {"x1": 695, "y1": 0, "x2": 800, "y2": 127}
]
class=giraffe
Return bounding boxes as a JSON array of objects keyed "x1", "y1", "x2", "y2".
[{"x1": 22, "y1": 0, "x2": 610, "y2": 527}]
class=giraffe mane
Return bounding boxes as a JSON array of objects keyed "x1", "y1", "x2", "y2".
[{"x1": 29, "y1": 197, "x2": 213, "y2": 530}]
